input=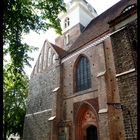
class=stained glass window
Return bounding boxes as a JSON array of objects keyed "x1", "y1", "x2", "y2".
[{"x1": 76, "y1": 56, "x2": 91, "y2": 92}]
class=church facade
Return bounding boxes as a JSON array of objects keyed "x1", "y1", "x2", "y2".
[{"x1": 23, "y1": 0, "x2": 137, "y2": 140}]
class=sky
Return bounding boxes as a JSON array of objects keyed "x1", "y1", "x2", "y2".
[{"x1": 23, "y1": 0, "x2": 120, "y2": 78}]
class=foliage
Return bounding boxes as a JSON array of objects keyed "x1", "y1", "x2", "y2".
[
  {"x1": 3, "y1": 0, "x2": 66, "y2": 139},
  {"x1": 3, "y1": 0, "x2": 66, "y2": 72},
  {"x1": 3, "y1": 63, "x2": 29, "y2": 139}
]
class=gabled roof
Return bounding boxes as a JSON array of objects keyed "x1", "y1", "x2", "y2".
[
  {"x1": 50, "y1": 42, "x2": 66, "y2": 57},
  {"x1": 108, "y1": 3, "x2": 137, "y2": 27},
  {"x1": 63, "y1": 0, "x2": 137, "y2": 57}
]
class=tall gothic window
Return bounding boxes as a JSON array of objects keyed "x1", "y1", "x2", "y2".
[
  {"x1": 76, "y1": 56, "x2": 91, "y2": 92},
  {"x1": 64, "y1": 17, "x2": 70, "y2": 28}
]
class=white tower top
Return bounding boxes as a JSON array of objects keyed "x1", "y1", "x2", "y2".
[{"x1": 59, "y1": 0, "x2": 98, "y2": 33}]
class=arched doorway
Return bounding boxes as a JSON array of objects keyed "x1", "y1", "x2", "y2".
[
  {"x1": 75, "y1": 102, "x2": 98, "y2": 140},
  {"x1": 86, "y1": 125, "x2": 98, "y2": 140}
]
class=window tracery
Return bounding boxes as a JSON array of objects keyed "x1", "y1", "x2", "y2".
[{"x1": 75, "y1": 56, "x2": 91, "y2": 92}]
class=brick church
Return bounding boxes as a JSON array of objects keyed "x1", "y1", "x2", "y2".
[{"x1": 23, "y1": 0, "x2": 137, "y2": 140}]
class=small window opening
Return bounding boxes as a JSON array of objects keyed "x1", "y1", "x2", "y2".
[
  {"x1": 64, "y1": 34, "x2": 69, "y2": 45},
  {"x1": 64, "y1": 17, "x2": 70, "y2": 28}
]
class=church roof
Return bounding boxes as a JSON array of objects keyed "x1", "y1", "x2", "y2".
[
  {"x1": 50, "y1": 43, "x2": 66, "y2": 57},
  {"x1": 62, "y1": 0, "x2": 137, "y2": 57}
]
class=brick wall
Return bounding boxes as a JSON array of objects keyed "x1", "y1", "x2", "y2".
[
  {"x1": 55, "y1": 23, "x2": 84, "y2": 50},
  {"x1": 23, "y1": 110, "x2": 51, "y2": 140},
  {"x1": 27, "y1": 66, "x2": 60, "y2": 114},
  {"x1": 62, "y1": 43, "x2": 103, "y2": 97},
  {"x1": 23, "y1": 64, "x2": 61, "y2": 140},
  {"x1": 61, "y1": 42, "x2": 105, "y2": 140},
  {"x1": 117, "y1": 72, "x2": 137, "y2": 140},
  {"x1": 111, "y1": 20, "x2": 137, "y2": 140}
]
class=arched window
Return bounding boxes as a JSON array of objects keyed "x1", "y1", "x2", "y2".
[
  {"x1": 64, "y1": 17, "x2": 70, "y2": 28},
  {"x1": 76, "y1": 56, "x2": 91, "y2": 92},
  {"x1": 47, "y1": 48, "x2": 52, "y2": 67}
]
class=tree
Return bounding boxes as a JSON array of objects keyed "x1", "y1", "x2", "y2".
[
  {"x1": 3, "y1": 63, "x2": 29, "y2": 140},
  {"x1": 3, "y1": 0, "x2": 66, "y2": 139},
  {"x1": 3, "y1": 0, "x2": 66, "y2": 72}
]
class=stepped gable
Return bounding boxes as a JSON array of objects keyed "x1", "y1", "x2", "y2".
[
  {"x1": 31, "y1": 39, "x2": 65, "y2": 77},
  {"x1": 62, "y1": 0, "x2": 136, "y2": 57}
]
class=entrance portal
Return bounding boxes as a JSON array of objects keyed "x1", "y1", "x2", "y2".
[
  {"x1": 75, "y1": 103, "x2": 98, "y2": 140},
  {"x1": 86, "y1": 125, "x2": 98, "y2": 140}
]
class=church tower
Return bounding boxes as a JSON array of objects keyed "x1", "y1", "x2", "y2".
[
  {"x1": 55, "y1": 0, "x2": 98, "y2": 50},
  {"x1": 23, "y1": 0, "x2": 137, "y2": 140}
]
